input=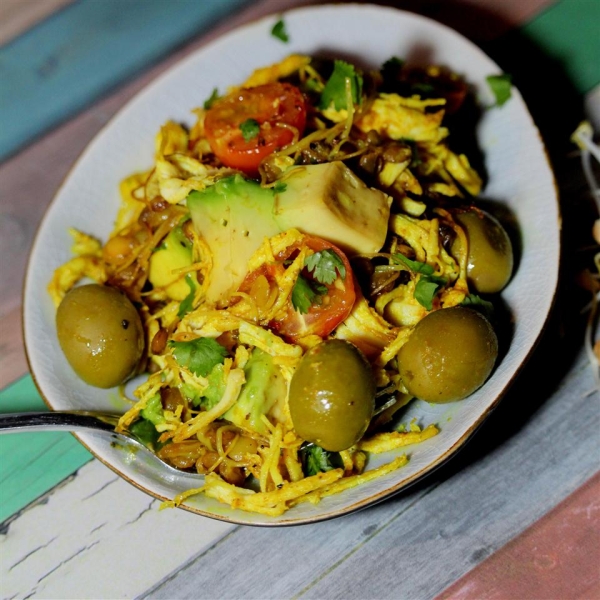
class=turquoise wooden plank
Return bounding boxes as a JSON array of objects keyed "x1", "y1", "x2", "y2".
[
  {"x1": 520, "y1": 0, "x2": 600, "y2": 93},
  {"x1": 0, "y1": 0, "x2": 253, "y2": 162},
  {"x1": 0, "y1": 376, "x2": 92, "y2": 523}
]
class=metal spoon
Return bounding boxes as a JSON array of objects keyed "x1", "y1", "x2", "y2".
[{"x1": 0, "y1": 411, "x2": 201, "y2": 480}]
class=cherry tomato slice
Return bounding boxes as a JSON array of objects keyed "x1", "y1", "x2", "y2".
[
  {"x1": 204, "y1": 82, "x2": 307, "y2": 176},
  {"x1": 238, "y1": 236, "x2": 356, "y2": 341}
]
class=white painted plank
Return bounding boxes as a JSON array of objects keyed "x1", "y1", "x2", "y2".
[
  {"x1": 143, "y1": 346, "x2": 600, "y2": 600},
  {"x1": 0, "y1": 461, "x2": 235, "y2": 599}
]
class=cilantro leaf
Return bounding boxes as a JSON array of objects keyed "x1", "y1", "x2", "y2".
[
  {"x1": 304, "y1": 77, "x2": 322, "y2": 93},
  {"x1": 393, "y1": 253, "x2": 434, "y2": 275},
  {"x1": 382, "y1": 56, "x2": 404, "y2": 73},
  {"x1": 461, "y1": 293, "x2": 494, "y2": 320},
  {"x1": 292, "y1": 275, "x2": 327, "y2": 314},
  {"x1": 486, "y1": 74, "x2": 512, "y2": 107},
  {"x1": 305, "y1": 249, "x2": 346, "y2": 285},
  {"x1": 381, "y1": 56, "x2": 404, "y2": 83},
  {"x1": 272, "y1": 181, "x2": 287, "y2": 194},
  {"x1": 240, "y1": 118, "x2": 260, "y2": 141},
  {"x1": 301, "y1": 445, "x2": 335, "y2": 476},
  {"x1": 411, "y1": 82, "x2": 435, "y2": 95},
  {"x1": 271, "y1": 18, "x2": 289, "y2": 43},
  {"x1": 203, "y1": 88, "x2": 220, "y2": 110},
  {"x1": 414, "y1": 277, "x2": 445, "y2": 311},
  {"x1": 177, "y1": 273, "x2": 197, "y2": 319},
  {"x1": 393, "y1": 253, "x2": 447, "y2": 310},
  {"x1": 169, "y1": 337, "x2": 228, "y2": 377},
  {"x1": 319, "y1": 60, "x2": 363, "y2": 111}
]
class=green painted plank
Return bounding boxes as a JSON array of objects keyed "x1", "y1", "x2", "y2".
[
  {"x1": 0, "y1": 0, "x2": 253, "y2": 161},
  {"x1": 521, "y1": 0, "x2": 600, "y2": 93},
  {"x1": 0, "y1": 376, "x2": 92, "y2": 523}
]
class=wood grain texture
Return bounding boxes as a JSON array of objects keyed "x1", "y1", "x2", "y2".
[
  {"x1": 0, "y1": 377, "x2": 91, "y2": 523},
  {"x1": 437, "y1": 471, "x2": 600, "y2": 600},
  {"x1": 143, "y1": 348, "x2": 599, "y2": 600},
  {"x1": 1, "y1": 0, "x2": 597, "y2": 598},
  {"x1": 0, "y1": 0, "x2": 259, "y2": 161},
  {"x1": 1, "y1": 460, "x2": 235, "y2": 599},
  {"x1": 0, "y1": 430, "x2": 91, "y2": 523},
  {"x1": 0, "y1": 308, "x2": 26, "y2": 390},
  {"x1": 0, "y1": 0, "x2": 74, "y2": 46}
]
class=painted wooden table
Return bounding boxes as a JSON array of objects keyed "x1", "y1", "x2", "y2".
[{"x1": 1, "y1": 0, "x2": 599, "y2": 598}]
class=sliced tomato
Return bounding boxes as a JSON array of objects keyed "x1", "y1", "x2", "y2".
[
  {"x1": 238, "y1": 236, "x2": 356, "y2": 341},
  {"x1": 204, "y1": 82, "x2": 307, "y2": 176}
]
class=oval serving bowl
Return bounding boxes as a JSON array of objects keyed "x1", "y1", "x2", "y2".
[{"x1": 23, "y1": 4, "x2": 559, "y2": 526}]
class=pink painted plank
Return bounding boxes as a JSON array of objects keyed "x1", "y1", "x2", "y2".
[
  {"x1": 437, "y1": 472, "x2": 600, "y2": 600},
  {"x1": 0, "y1": 0, "x2": 75, "y2": 45}
]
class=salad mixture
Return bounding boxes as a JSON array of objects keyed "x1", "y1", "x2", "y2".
[{"x1": 49, "y1": 54, "x2": 513, "y2": 516}]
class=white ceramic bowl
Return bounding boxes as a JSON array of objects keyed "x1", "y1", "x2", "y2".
[{"x1": 24, "y1": 4, "x2": 559, "y2": 525}]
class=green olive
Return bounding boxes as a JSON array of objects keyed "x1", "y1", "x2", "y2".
[
  {"x1": 56, "y1": 284, "x2": 145, "y2": 388},
  {"x1": 452, "y1": 210, "x2": 514, "y2": 294},
  {"x1": 397, "y1": 307, "x2": 498, "y2": 403},
  {"x1": 289, "y1": 340, "x2": 375, "y2": 452}
]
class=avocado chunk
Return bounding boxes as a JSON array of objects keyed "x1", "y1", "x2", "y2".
[
  {"x1": 187, "y1": 176, "x2": 280, "y2": 304},
  {"x1": 223, "y1": 348, "x2": 287, "y2": 436},
  {"x1": 187, "y1": 165, "x2": 392, "y2": 304},
  {"x1": 148, "y1": 223, "x2": 193, "y2": 301},
  {"x1": 274, "y1": 161, "x2": 392, "y2": 255}
]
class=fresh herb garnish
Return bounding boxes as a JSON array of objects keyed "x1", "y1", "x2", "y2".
[
  {"x1": 414, "y1": 278, "x2": 445, "y2": 311},
  {"x1": 381, "y1": 56, "x2": 404, "y2": 82},
  {"x1": 304, "y1": 77, "x2": 322, "y2": 93},
  {"x1": 301, "y1": 445, "x2": 335, "y2": 476},
  {"x1": 486, "y1": 74, "x2": 512, "y2": 107},
  {"x1": 382, "y1": 56, "x2": 404, "y2": 72},
  {"x1": 272, "y1": 181, "x2": 287, "y2": 194},
  {"x1": 203, "y1": 88, "x2": 220, "y2": 110},
  {"x1": 169, "y1": 337, "x2": 228, "y2": 377},
  {"x1": 177, "y1": 273, "x2": 197, "y2": 318},
  {"x1": 271, "y1": 18, "x2": 289, "y2": 43},
  {"x1": 393, "y1": 253, "x2": 447, "y2": 310},
  {"x1": 240, "y1": 118, "x2": 260, "y2": 141},
  {"x1": 292, "y1": 275, "x2": 327, "y2": 314},
  {"x1": 305, "y1": 249, "x2": 346, "y2": 284},
  {"x1": 393, "y1": 253, "x2": 434, "y2": 275},
  {"x1": 319, "y1": 60, "x2": 363, "y2": 111},
  {"x1": 411, "y1": 82, "x2": 435, "y2": 95},
  {"x1": 461, "y1": 293, "x2": 494, "y2": 320},
  {"x1": 398, "y1": 139, "x2": 422, "y2": 167}
]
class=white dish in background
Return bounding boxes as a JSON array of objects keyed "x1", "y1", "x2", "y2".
[{"x1": 23, "y1": 4, "x2": 559, "y2": 525}]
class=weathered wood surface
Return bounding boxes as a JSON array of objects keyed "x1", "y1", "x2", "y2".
[
  {"x1": 1, "y1": 461, "x2": 234, "y2": 599},
  {"x1": 440, "y1": 472, "x2": 600, "y2": 600},
  {"x1": 1, "y1": 0, "x2": 598, "y2": 598},
  {"x1": 141, "y1": 345, "x2": 600, "y2": 600},
  {"x1": 0, "y1": 0, "x2": 74, "y2": 46},
  {"x1": 2, "y1": 345, "x2": 597, "y2": 599}
]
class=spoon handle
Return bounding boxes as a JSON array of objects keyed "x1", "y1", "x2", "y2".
[{"x1": 0, "y1": 411, "x2": 121, "y2": 434}]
